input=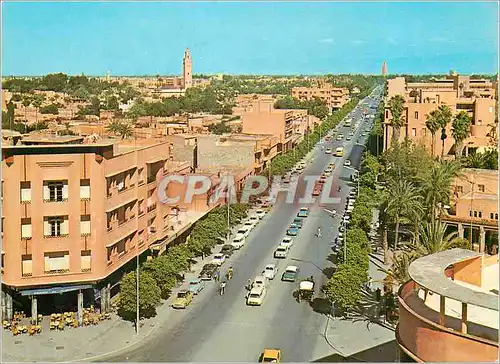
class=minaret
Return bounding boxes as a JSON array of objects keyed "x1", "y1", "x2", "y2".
[
  {"x1": 106, "y1": 70, "x2": 110, "y2": 82},
  {"x1": 381, "y1": 61, "x2": 388, "y2": 77},
  {"x1": 183, "y1": 49, "x2": 193, "y2": 89}
]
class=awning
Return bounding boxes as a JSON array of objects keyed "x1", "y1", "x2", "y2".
[
  {"x1": 21, "y1": 284, "x2": 93, "y2": 296},
  {"x1": 105, "y1": 197, "x2": 137, "y2": 213},
  {"x1": 146, "y1": 157, "x2": 166, "y2": 164}
]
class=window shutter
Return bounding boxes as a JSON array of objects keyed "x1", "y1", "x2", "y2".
[
  {"x1": 81, "y1": 253, "x2": 91, "y2": 270},
  {"x1": 44, "y1": 255, "x2": 51, "y2": 271},
  {"x1": 80, "y1": 219, "x2": 91, "y2": 235},
  {"x1": 43, "y1": 185, "x2": 50, "y2": 200},
  {"x1": 22, "y1": 259, "x2": 33, "y2": 275},
  {"x1": 21, "y1": 224, "x2": 32, "y2": 239},
  {"x1": 80, "y1": 185, "x2": 90, "y2": 199},
  {"x1": 60, "y1": 219, "x2": 69, "y2": 235},
  {"x1": 44, "y1": 220, "x2": 51, "y2": 236},
  {"x1": 62, "y1": 184, "x2": 69, "y2": 199},
  {"x1": 21, "y1": 188, "x2": 31, "y2": 202}
]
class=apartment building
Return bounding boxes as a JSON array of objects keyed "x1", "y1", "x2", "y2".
[
  {"x1": 0, "y1": 134, "x2": 221, "y2": 321},
  {"x1": 240, "y1": 106, "x2": 307, "y2": 152},
  {"x1": 444, "y1": 168, "x2": 499, "y2": 254},
  {"x1": 291, "y1": 83, "x2": 350, "y2": 110},
  {"x1": 384, "y1": 74, "x2": 498, "y2": 156}
]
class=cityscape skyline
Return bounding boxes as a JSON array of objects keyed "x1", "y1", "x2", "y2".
[{"x1": 2, "y1": 1, "x2": 498, "y2": 76}]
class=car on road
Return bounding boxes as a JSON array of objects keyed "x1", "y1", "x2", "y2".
[
  {"x1": 335, "y1": 147, "x2": 344, "y2": 157},
  {"x1": 322, "y1": 170, "x2": 331, "y2": 177},
  {"x1": 325, "y1": 148, "x2": 332, "y2": 154},
  {"x1": 286, "y1": 224, "x2": 299, "y2": 236},
  {"x1": 312, "y1": 183, "x2": 322, "y2": 196},
  {"x1": 262, "y1": 264, "x2": 278, "y2": 280},
  {"x1": 328, "y1": 162, "x2": 335, "y2": 169},
  {"x1": 243, "y1": 220, "x2": 257, "y2": 230},
  {"x1": 346, "y1": 136, "x2": 352, "y2": 141},
  {"x1": 282, "y1": 175, "x2": 291, "y2": 184},
  {"x1": 260, "y1": 348, "x2": 281, "y2": 363},
  {"x1": 281, "y1": 266, "x2": 300, "y2": 282},
  {"x1": 231, "y1": 234, "x2": 246, "y2": 249},
  {"x1": 220, "y1": 244, "x2": 236, "y2": 257},
  {"x1": 361, "y1": 132, "x2": 367, "y2": 137},
  {"x1": 188, "y1": 279, "x2": 205, "y2": 295},
  {"x1": 247, "y1": 285, "x2": 267, "y2": 306},
  {"x1": 297, "y1": 207, "x2": 309, "y2": 218},
  {"x1": 319, "y1": 176, "x2": 327, "y2": 184},
  {"x1": 211, "y1": 253, "x2": 226, "y2": 266},
  {"x1": 344, "y1": 160, "x2": 351, "y2": 167},
  {"x1": 336, "y1": 134, "x2": 343, "y2": 141},
  {"x1": 249, "y1": 215, "x2": 260, "y2": 224},
  {"x1": 255, "y1": 209, "x2": 266, "y2": 219},
  {"x1": 343, "y1": 215, "x2": 351, "y2": 224},
  {"x1": 274, "y1": 244, "x2": 289, "y2": 259},
  {"x1": 199, "y1": 263, "x2": 219, "y2": 280},
  {"x1": 171, "y1": 290, "x2": 194, "y2": 309},
  {"x1": 237, "y1": 226, "x2": 251, "y2": 238},
  {"x1": 281, "y1": 236, "x2": 294, "y2": 248},
  {"x1": 252, "y1": 275, "x2": 269, "y2": 289},
  {"x1": 293, "y1": 217, "x2": 303, "y2": 228}
]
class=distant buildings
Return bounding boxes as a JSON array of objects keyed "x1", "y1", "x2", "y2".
[
  {"x1": 383, "y1": 73, "x2": 497, "y2": 157},
  {"x1": 381, "y1": 61, "x2": 388, "y2": 76},
  {"x1": 397, "y1": 248, "x2": 498, "y2": 362},
  {"x1": 291, "y1": 82, "x2": 350, "y2": 111}
]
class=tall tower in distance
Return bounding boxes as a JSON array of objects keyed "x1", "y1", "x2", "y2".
[
  {"x1": 381, "y1": 61, "x2": 388, "y2": 77},
  {"x1": 183, "y1": 48, "x2": 193, "y2": 89}
]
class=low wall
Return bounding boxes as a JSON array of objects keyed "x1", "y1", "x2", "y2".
[{"x1": 397, "y1": 280, "x2": 498, "y2": 362}]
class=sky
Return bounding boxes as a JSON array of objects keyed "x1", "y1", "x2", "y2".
[{"x1": 1, "y1": 1, "x2": 498, "y2": 76}]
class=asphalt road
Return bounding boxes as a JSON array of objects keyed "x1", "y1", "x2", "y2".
[{"x1": 106, "y1": 88, "x2": 383, "y2": 362}]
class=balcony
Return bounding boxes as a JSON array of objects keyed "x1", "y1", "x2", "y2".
[
  {"x1": 106, "y1": 218, "x2": 137, "y2": 247},
  {"x1": 44, "y1": 269, "x2": 70, "y2": 275},
  {"x1": 43, "y1": 233, "x2": 69, "y2": 239},
  {"x1": 106, "y1": 186, "x2": 137, "y2": 213}
]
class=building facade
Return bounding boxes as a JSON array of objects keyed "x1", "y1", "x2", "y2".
[
  {"x1": 291, "y1": 83, "x2": 350, "y2": 110},
  {"x1": 384, "y1": 74, "x2": 497, "y2": 157}
]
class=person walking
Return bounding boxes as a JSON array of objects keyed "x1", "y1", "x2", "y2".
[
  {"x1": 220, "y1": 281, "x2": 226, "y2": 295},
  {"x1": 317, "y1": 226, "x2": 322, "y2": 238}
]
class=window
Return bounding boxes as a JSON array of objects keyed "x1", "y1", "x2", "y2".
[
  {"x1": 491, "y1": 213, "x2": 494, "y2": 219},
  {"x1": 117, "y1": 240, "x2": 126, "y2": 256},
  {"x1": 496, "y1": 213, "x2": 499, "y2": 220},
  {"x1": 81, "y1": 250, "x2": 91, "y2": 272},
  {"x1": 80, "y1": 179, "x2": 90, "y2": 200},
  {"x1": 478, "y1": 184, "x2": 485, "y2": 192},
  {"x1": 44, "y1": 251, "x2": 70, "y2": 273},
  {"x1": 44, "y1": 181, "x2": 68, "y2": 202},
  {"x1": 20, "y1": 181, "x2": 31, "y2": 203},
  {"x1": 80, "y1": 215, "x2": 91, "y2": 236},
  {"x1": 385, "y1": 110, "x2": 389, "y2": 119},
  {"x1": 411, "y1": 128, "x2": 417, "y2": 137},
  {"x1": 473, "y1": 211, "x2": 478, "y2": 218},
  {"x1": 21, "y1": 254, "x2": 32, "y2": 277},
  {"x1": 456, "y1": 185, "x2": 463, "y2": 193},
  {"x1": 44, "y1": 216, "x2": 68, "y2": 237},
  {"x1": 478, "y1": 211, "x2": 482, "y2": 218},
  {"x1": 21, "y1": 218, "x2": 32, "y2": 239},
  {"x1": 414, "y1": 111, "x2": 419, "y2": 119}
]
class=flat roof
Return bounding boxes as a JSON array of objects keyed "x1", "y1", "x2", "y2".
[
  {"x1": 21, "y1": 135, "x2": 84, "y2": 143},
  {"x1": 408, "y1": 248, "x2": 498, "y2": 311}
]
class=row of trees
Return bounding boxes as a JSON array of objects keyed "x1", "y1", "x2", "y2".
[
  {"x1": 274, "y1": 96, "x2": 330, "y2": 119},
  {"x1": 117, "y1": 204, "x2": 249, "y2": 320}
]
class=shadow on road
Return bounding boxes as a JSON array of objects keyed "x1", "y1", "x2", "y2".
[
  {"x1": 322, "y1": 266, "x2": 336, "y2": 279},
  {"x1": 310, "y1": 297, "x2": 331, "y2": 315}
]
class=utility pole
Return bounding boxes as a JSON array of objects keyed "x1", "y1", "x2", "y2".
[
  {"x1": 226, "y1": 177, "x2": 230, "y2": 242},
  {"x1": 343, "y1": 220, "x2": 348, "y2": 263}
]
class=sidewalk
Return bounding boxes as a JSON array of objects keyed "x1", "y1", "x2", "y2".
[{"x1": 1, "y1": 249, "x2": 224, "y2": 363}]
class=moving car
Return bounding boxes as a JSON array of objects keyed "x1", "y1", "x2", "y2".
[
  {"x1": 344, "y1": 160, "x2": 351, "y2": 167},
  {"x1": 247, "y1": 285, "x2": 267, "y2": 306},
  {"x1": 346, "y1": 136, "x2": 352, "y2": 141},
  {"x1": 252, "y1": 275, "x2": 269, "y2": 289},
  {"x1": 171, "y1": 290, "x2": 194, "y2": 309},
  {"x1": 231, "y1": 234, "x2": 246, "y2": 249},
  {"x1": 281, "y1": 236, "x2": 294, "y2": 248},
  {"x1": 336, "y1": 134, "x2": 343, "y2": 141},
  {"x1": 335, "y1": 147, "x2": 344, "y2": 157},
  {"x1": 188, "y1": 279, "x2": 205, "y2": 295},
  {"x1": 281, "y1": 266, "x2": 299, "y2": 282},
  {"x1": 211, "y1": 253, "x2": 226, "y2": 266},
  {"x1": 274, "y1": 244, "x2": 289, "y2": 258},
  {"x1": 293, "y1": 217, "x2": 303, "y2": 228},
  {"x1": 260, "y1": 348, "x2": 281, "y2": 363},
  {"x1": 262, "y1": 264, "x2": 278, "y2": 280},
  {"x1": 286, "y1": 224, "x2": 299, "y2": 236},
  {"x1": 255, "y1": 209, "x2": 266, "y2": 219},
  {"x1": 319, "y1": 176, "x2": 327, "y2": 184},
  {"x1": 297, "y1": 207, "x2": 309, "y2": 218},
  {"x1": 325, "y1": 148, "x2": 332, "y2": 154},
  {"x1": 328, "y1": 162, "x2": 335, "y2": 169},
  {"x1": 312, "y1": 183, "x2": 322, "y2": 196},
  {"x1": 324, "y1": 166, "x2": 333, "y2": 173},
  {"x1": 220, "y1": 244, "x2": 236, "y2": 257},
  {"x1": 199, "y1": 263, "x2": 219, "y2": 280}
]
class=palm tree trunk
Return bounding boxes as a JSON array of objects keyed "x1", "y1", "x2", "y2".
[
  {"x1": 413, "y1": 221, "x2": 419, "y2": 244},
  {"x1": 394, "y1": 216, "x2": 400, "y2": 251},
  {"x1": 455, "y1": 141, "x2": 463, "y2": 160},
  {"x1": 431, "y1": 133, "x2": 435, "y2": 156},
  {"x1": 441, "y1": 138, "x2": 445, "y2": 159},
  {"x1": 382, "y1": 224, "x2": 389, "y2": 264}
]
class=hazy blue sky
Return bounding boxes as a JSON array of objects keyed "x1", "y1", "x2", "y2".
[{"x1": 2, "y1": 1, "x2": 498, "y2": 75}]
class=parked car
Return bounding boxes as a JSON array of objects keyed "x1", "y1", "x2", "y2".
[
  {"x1": 249, "y1": 215, "x2": 260, "y2": 224},
  {"x1": 211, "y1": 253, "x2": 226, "y2": 266},
  {"x1": 274, "y1": 244, "x2": 289, "y2": 259},
  {"x1": 237, "y1": 226, "x2": 251, "y2": 238},
  {"x1": 220, "y1": 244, "x2": 235, "y2": 257},
  {"x1": 297, "y1": 207, "x2": 309, "y2": 218},
  {"x1": 171, "y1": 290, "x2": 194, "y2": 309},
  {"x1": 281, "y1": 236, "x2": 294, "y2": 249},
  {"x1": 286, "y1": 224, "x2": 299, "y2": 236},
  {"x1": 231, "y1": 234, "x2": 246, "y2": 249},
  {"x1": 262, "y1": 264, "x2": 278, "y2": 280},
  {"x1": 255, "y1": 209, "x2": 266, "y2": 219},
  {"x1": 336, "y1": 134, "x2": 343, "y2": 141},
  {"x1": 199, "y1": 264, "x2": 219, "y2": 280},
  {"x1": 293, "y1": 217, "x2": 303, "y2": 229},
  {"x1": 346, "y1": 136, "x2": 352, "y2": 141},
  {"x1": 243, "y1": 220, "x2": 257, "y2": 230},
  {"x1": 281, "y1": 266, "x2": 300, "y2": 282},
  {"x1": 188, "y1": 279, "x2": 205, "y2": 295}
]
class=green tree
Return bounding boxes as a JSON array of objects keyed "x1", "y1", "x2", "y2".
[
  {"x1": 425, "y1": 110, "x2": 440, "y2": 157},
  {"x1": 208, "y1": 122, "x2": 231, "y2": 135},
  {"x1": 451, "y1": 111, "x2": 472, "y2": 159},
  {"x1": 436, "y1": 105, "x2": 453, "y2": 159},
  {"x1": 412, "y1": 220, "x2": 471, "y2": 258},
  {"x1": 379, "y1": 251, "x2": 416, "y2": 286},
  {"x1": 117, "y1": 271, "x2": 161, "y2": 321},
  {"x1": 387, "y1": 95, "x2": 405, "y2": 143},
  {"x1": 106, "y1": 120, "x2": 122, "y2": 136},
  {"x1": 350, "y1": 203, "x2": 372, "y2": 233},
  {"x1": 325, "y1": 264, "x2": 365, "y2": 312},
  {"x1": 386, "y1": 178, "x2": 423, "y2": 250},
  {"x1": 31, "y1": 94, "x2": 45, "y2": 122},
  {"x1": 117, "y1": 122, "x2": 133, "y2": 139},
  {"x1": 40, "y1": 103, "x2": 59, "y2": 114}
]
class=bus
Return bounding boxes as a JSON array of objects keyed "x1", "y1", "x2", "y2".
[{"x1": 335, "y1": 147, "x2": 344, "y2": 157}]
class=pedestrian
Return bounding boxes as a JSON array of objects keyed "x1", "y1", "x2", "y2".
[
  {"x1": 368, "y1": 276, "x2": 373, "y2": 289},
  {"x1": 220, "y1": 281, "x2": 226, "y2": 295},
  {"x1": 246, "y1": 279, "x2": 252, "y2": 291}
]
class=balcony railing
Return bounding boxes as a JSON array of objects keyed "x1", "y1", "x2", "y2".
[
  {"x1": 44, "y1": 198, "x2": 68, "y2": 203},
  {"x1": 44, "y1": 233, "x2": 69, "y2": 239},
  {"x1": 44, "y1": 269, "x2": 70, "y2": 275},
  {"x1": 81, "y1": 268, "x2": 91, "y2": 273}
]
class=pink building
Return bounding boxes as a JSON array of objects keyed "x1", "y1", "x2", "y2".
[
  {"x1": 291, "y1": 83, "x2": 350, "y2": 110},
  {"x1": 1, "y1": 135, "x2": 218, "y2": 322}
]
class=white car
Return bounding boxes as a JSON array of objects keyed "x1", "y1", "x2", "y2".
[
  {"x1": 237, "y1": 226, "x2": 251, "y2": 238},
  {"x1": 262, "y1": 264, "x2": 278, "y2": 280},
  {"x1": 252, "y1": 275, "x2": 269, "y2": 289},
  {"x1": 280, "y1": 236, "x2": 294, "y2": 249},
  {"x1": 231, "y1": 234, "x2": 246, "y2": 249},
  {"x1": 343, "y1": 215, "x2": 351, "y2": 224},
  {"x1": 255, "y1": 209, "x2": 266, "y2": 220},
  {"x1": 211, "y1": 253, "x2": 226, "y2": 266},
  {"x1": 325, "y1": 148, "x2": 332, "y2": 154},
  {"x1": 344, "y1": 160, "x2": 351, "y2": 167},
  {"x1": 249, "y1": 215, "x2": 260, "y2": 224},
  {"x1": 243, "y1": 220, "x2": 257, "y2": 230},
  {"x1": 247, "y1": 286, "x2": 267, "y2": 306},
  {"x1": 274, "y1": 244, "x2": 289, "y2": 259}
]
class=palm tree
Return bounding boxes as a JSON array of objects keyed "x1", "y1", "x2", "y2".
[
  {"x1": 106, "y1": 120, "x2": 122, "y2": 136},
  {"x1": 451, "y1": 111, "x2": 472, "y2": 159},
  {"x1": 31, "y1": 94, "x2": 45, "y2": 123},
  {"x1": 436, "y1": 105, "x2": 453, "y2": 159},
  {"x1": 425, "y1": 110, "x2": 440, "y2": 156},
  {"x1": 386, "y1": 177, "x2": 423, "y2": 250},
  {"x1": 379, "y1": 251, "x2": 416, "y2": 285},
  {"x1": 387, "y1": 95, "x2": 405, "y2": 143},
  {"x1": 487, "y1": 120, "x2": 498, "y2": 146},
  {"x1": 117, "y1": 122, "x2": 133, "y2": 139},
  {"x1": 412, "y1": 220, "x2": 471, "y2": 258},
  {"x1": 21, "y1": 95, "x2": 32, "y2": 121},
  {"x1": 422, "y1": 160, "x2": 462, "y2": 221}
]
